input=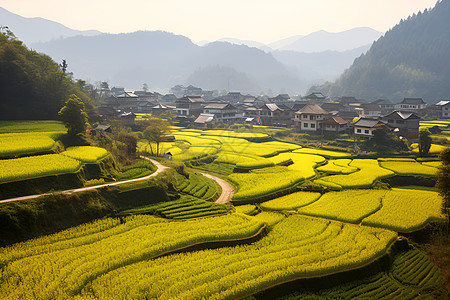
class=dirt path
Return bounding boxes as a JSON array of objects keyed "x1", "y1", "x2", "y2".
[
  {"x1": 0, "y1": 157, "x2": 168, "y2": 204},
  {"x1": 201, "y1": 173, "x2": 235, "y2": 204}
]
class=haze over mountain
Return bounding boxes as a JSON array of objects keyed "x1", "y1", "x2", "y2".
[
  {"x1": 0, "y1": 7, "x2": 101, "y2": 44},
  {"x1": 278, "y1": 27, "x2": 383, "y2": 52},
  {"x1": 31, "y1": 31, "x2": 301, "y2": 94},
  {"x1": 1, "y1": 5, "x2": 384, "y2": 94},
  {"x1": 312, "y1": 0, "x2": 450, "y2": 102}
]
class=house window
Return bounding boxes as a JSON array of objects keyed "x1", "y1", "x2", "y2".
[
  {"x1": 304, "y1": 123, "x2": 308, "y2": 128},
  {"x1": 364, "y1": 130, "x2": 369, "y2": 134},
  {"x1": 388, "y1": 120, "x2": 394, "y2": 123},
  {"x1": 310, "y1": 115, "x2": 315, "y2": 120},
  {"x1": 357, "y1": 129, "x2": 362, "y2": 133},
  {"x1": 311, "y1": 123, "x2": 316, "y2": 128},
  {"x1": 303, "y1": 115, "x2": 308, "y2": 119}
]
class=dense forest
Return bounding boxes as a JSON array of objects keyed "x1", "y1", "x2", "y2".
[
  {"x1": 311, "y1": 0, "x2": 450, "y2": 102},
  {"x1": 0, "y1": 29, "x2": 97, "y2": 120}
]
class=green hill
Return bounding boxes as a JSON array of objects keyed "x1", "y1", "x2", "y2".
[
  {"x1": 0, "y1": 30, "x2": 97, "y2": 120},
  {"x1": 311, "y1": 0, "x2": 450, "y2": 102}
]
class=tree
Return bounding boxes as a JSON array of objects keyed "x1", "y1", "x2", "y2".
[
  {"x1": 58, "y1": 94, "x2": 88, "y2": 136},
  {"x1": 418, "y1": 127, "x2": 432, "y2": 157},
  {"x1": 142, "y1": 118, "x2": 169, "y2": 157},
  {"x1": 436, "y1": 147, "x2": 450, "y2": 221},
  {"x1": 142, "y1": 83, "x2": 149, "y2": 92}
]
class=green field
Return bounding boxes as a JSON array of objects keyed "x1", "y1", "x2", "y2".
[
  {"x1": 0, "y1": 154, "x2": 82, "y2": 183},
  {"x1": 0, "y1": 124, "x2": 448, "y2": 299},
  {"x1": 315, "y1": 159, "x2": 395, "y2": 189}
]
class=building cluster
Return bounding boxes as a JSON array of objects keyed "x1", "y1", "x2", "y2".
[{"x1": 99, "y1": 84, "x2": 450, "y2": 139}]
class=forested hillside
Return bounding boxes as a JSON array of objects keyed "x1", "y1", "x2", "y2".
[
  {"x1": 312, "y1": 0, "x2": 450, "y2": 102},
  {"x1": 0, "y1": 30, "x2": 97, "y2": 120}
]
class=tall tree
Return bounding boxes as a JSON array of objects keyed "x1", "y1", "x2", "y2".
[
  {"x1": 58, "y1": 94, "x2": 88, "y2": 136},
  {"x1": 142, "y1": 118, "x2": 169, "y2": 157},
  {"x1": 418, "y1": 127, "x2": 432, "y2": 157}
]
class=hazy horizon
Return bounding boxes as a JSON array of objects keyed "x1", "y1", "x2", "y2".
[{"x1": 0, "y1": 0, "x2": 437, "y2": 44}]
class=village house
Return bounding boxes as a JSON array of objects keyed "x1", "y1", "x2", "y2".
[
  {"x1": 352, "y1": 118, "x2": 388, "y2": 139},
  {"x1": 355, "y1": 103, "x2": 382, "y2": 118},
  {"x1": 268, "y1": 94, "x2": 291, "y2": 104},
  {"x1": 436, "y1": 100, "x2": 450, "y2": 119},
  {"x1": 175, "y1": 96, "x2": 205, "y2": 118},
  {"x1": 371, "y1": 99, "x2": 394, "y2": 115},
  {"x1": 302, "y1": 92, "x2": 326, "y2": 102},
  {"x1": 394, "y1": 98, "x2": 427, "y2": 112},
  {"x1": 203, "y1": 103, "x2": 243, "y2": 123},
  {"x1": 322, "y1": 116, "x2": 349, "y2": 133},
  {"x1": 294, "y1": 104, "x2": 329, "y2": 131},
  {"x1": 119, "y1": 112, "x2": 136, "y2": 126},
  {"x1": 380, "y1": 111, "x2": 421, "y2": 139},
  {"x1": 151, "y1": 104, "x2": 174, "y2": 116},
  {"x1": 194, "y1": 113, "x2": 215, "y2": 127}
]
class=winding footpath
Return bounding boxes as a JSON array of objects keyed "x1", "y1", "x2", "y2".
[
  {"x1": 0, "y1": 157, "x2": 168, "y2": 204},
  {"x1": 0, "y1": 157, "x2": 235, "y2": 205},
  {"x1": 201, "y1": 173, "x2": 235, "y2": 204}
]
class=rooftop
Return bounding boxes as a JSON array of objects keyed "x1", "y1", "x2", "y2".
[
  {"x1": 353, "y1": 118, "x2": 385, "y2": 128},
  {"x1": 322, "y1": 116, "x2": 348, "y2": 125},
  {"x1": 399, "y1": 98, "x2": 426, "y2": 105},
  {"x1": 382, "y1": 110, "x2": 421, "y2": 120},
  {"x1": 296, "y1": 104, "x2": 329, "y2": 115},
  {"x1": 194, "y1": 113, "x2": 215, "y2": 124}
]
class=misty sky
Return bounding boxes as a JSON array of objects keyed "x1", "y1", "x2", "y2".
[{"x1": 0, "y1": 0, "x2": 437, "y2": 43}]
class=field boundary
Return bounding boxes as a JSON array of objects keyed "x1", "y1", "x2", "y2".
[{"x1": 152, "y1": 223, "x2": 268, "y2": 260}]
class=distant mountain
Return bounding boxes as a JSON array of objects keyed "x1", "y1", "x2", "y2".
[
  {"x1": 272, "y1": 44, "x2": 372, "y2": 86},
  {"x1": 268, "y1": 35, "x2": 304, "y2": 51},
  {"x1": 277, "y1": 27, "x2": 382, "y2": 53},
  {"x1": 312, "y1": 1, "x2": 450, "y2": 102},
  {"x1": 32, "y1": 31, "x2": 300, "y2": 93},
  {"x1": 216, "y1": 38, "x2": 272, "y2": 52},
  {"x1": 186, "y1": 65, "x2": 260, "y2": 92},
  {"x1": 0, "y1": 6, "x2": 101, "y2": 45}
]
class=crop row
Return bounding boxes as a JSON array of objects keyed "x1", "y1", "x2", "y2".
[
  {"x1": 80, "y1": 215, "x2": 396, "y2": 300},
  {"x1": 0, "y1": 214, "x2": 264, "y2": 299},
  {"x1": 174, "y1": 173, "x2": 218, "y2": 200},
  {"x1": 0, "y1": 153, "x2": 82, "y2": 183},
  {"x1": 280, "y1": 248, "x2": 444, "y2": 299},
  {"x1": 123, "y1": 196, "x2": 232, "y2": 219}
]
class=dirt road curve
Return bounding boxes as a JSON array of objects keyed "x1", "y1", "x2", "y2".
[
  {"x1": 201, "y1": 173, "x2": 235, "y2": 204},
  {"x1": 0, "y1": 157, "x2": 168, "y2": 204}
]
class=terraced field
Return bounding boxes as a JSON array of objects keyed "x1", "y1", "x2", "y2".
[
  {"x1": 0, "y1": 214, "x2": 265, "y2": 299},
  {"x1": 121, "y1": 196, "x2": 232, "y2": 219},
  {"x1": 74, "y1": 215, "x2": 396, "y2": 300},
  {"x1": 296, "y1": 189, "x2": 445, "y2": 232},
  {"x1": 280, "y1": 247, "x2": 445, "y2": 299}
]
